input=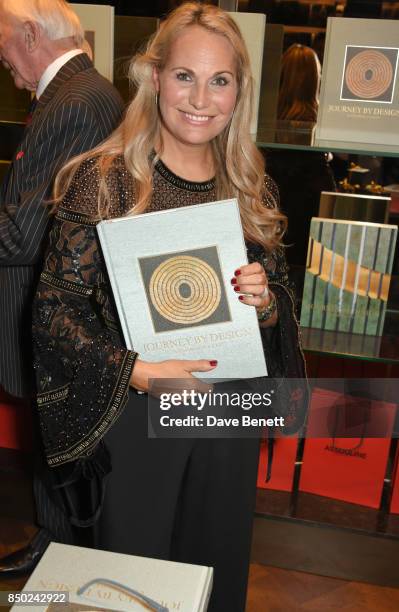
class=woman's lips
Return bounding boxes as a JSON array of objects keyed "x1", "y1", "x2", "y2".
[{"x1": 181, "y1": 111, "x2": 213, "y2": 124}]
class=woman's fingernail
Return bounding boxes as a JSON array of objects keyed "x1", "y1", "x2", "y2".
[
  {"x1": 231, "y1": 277, "x2": 237, "y2": 285},
  {"x1": 238, "y1": 295, "x2": 244, "y2": 301},
  {"x1": 234, "y1": 269, "x2": 241, "y2": 276},
  {"x1": 210, "y1": 360, "x2": 218, "y2": 366},
  {"x1": 234, "y1": 286, "x2": 240, "y2": 292}
]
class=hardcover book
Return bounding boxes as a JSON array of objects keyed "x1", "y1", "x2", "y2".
[
  {"x1": 12, "y1": 542, "x2": 213, "y2": 612},
  {"x1": 229, "y1": 12, "x2": 266, "y2": 136},
  {"x1": 71, "y1": 4, "x2": 114, "y2": 80},
  {"x1": 97, "y1": 200, "x2": 267, "y2": 380},
  {"x1": 300, "y1": 218, "x2": 397, "y2": 336},
  {"x1": 315, "y1": 17, "x2": 399, "y2": 153},
  {"x1": 319, "y1": 191, "x2": 390, "y2": 224}
]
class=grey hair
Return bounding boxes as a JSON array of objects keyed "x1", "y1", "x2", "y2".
[{"x1": 2, "y1": 0, "x2": 84, "y2": 44}]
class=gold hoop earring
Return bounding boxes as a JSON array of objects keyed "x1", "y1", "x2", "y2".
[{"x1": 155, "y1": 92, "x2": 159, "y2": 107}]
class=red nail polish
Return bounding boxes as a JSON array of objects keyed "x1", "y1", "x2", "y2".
[
  {"x1": 238, "y1": 295, "x2": 244, "y2": 301},
  {"x1": 231, "y1": 278, "x2": 237, "y2": 285},
  {"x1": 234, "y1": 269, "x2": 241, "y2": 276},
  {"x1": 234, "y1": 286, "x2": 240, "y2": 292},
  {"x1": 210, "y1": 360, "x2": 218, "y2": 366}
]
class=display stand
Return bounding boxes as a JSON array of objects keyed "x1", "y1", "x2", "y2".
[{"x1": 254, "y1": 130, "x2": 399, "y2": 585}]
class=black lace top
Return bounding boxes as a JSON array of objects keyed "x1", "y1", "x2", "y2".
[{"x1": 32, "y1": 156, "x2": 306, "y2": 467}]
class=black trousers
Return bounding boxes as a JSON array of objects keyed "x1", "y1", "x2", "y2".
[{"x1": 96, "y1": 392, "x2": 260, "y2": 612}]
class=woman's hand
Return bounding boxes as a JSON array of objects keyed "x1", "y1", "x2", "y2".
[
  {"x1": 130, "y1": 358, "x2": 217, "y2": 394},
  {"x1": 231, "y1": 262, "x2": 278, "y2": 327}
]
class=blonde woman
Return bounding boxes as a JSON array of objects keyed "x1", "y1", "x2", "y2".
[{"x1": 33, "y1": 3, "x2": 305, "y2": 610}]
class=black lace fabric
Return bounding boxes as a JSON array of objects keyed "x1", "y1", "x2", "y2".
[{"x1": 33, "y1": 156, "x2": 305, "y2": 466}]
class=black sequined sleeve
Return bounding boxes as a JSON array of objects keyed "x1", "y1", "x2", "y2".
[{"x1": 32, "y1": 170, "x2": 137, "y2": 467}]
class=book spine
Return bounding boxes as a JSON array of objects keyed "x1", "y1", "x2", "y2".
[
  {"x1": 315, "y1": 17, "x2": 333, "y2": 140},
  {"x1": 192, "y1": 568, "x2": 213, "y2": 612},
  {"x1": 97, "y1": 224, "x2": 134, "y2": 350}
]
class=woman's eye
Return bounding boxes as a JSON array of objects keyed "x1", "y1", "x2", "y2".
[
  {"x1": 176, "y1": 72, "x2": 191, "y2": 82},
  {"x1": 212, "y1": 76, "x2": 228, "y2": 86}
]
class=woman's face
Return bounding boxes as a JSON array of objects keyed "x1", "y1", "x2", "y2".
[{"x1": 153, "y1": 25, "x2": 238, "y2": 150}]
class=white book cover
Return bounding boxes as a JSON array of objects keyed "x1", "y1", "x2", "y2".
[
  {"x1": 72, "y1": 4, "x2": 114, "y2": 81},
  {"x1": 229, "y1": 12, "x2": 266, "y2": 136},
  {"x1": 97, "y1": 199, "x2": 267, "y2": 380},
  {"x1": 315, "y1": 17, "x2": 399, "y2": 153},
  {"x1": 12, "y1": 543, "x2": 213, "y2": 612}
]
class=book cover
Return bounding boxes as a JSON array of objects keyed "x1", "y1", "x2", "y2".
[
  {"x1": 315, "y1": 17, "x2": 399, "y2": 153},
  {"x1": 12, "y1": 542, "x2": 213, "y2": 612},
  {"x1": 71, "y1": 4, "x2": 114, "y2": 81},
  {"x1": 97, "y1": 199, "x2": 267, "y2": 380},
  {"x1": 300, "y1": 218, "x2": 397, "y2": 335},
  {"x1": 319, "y1": 191, "x2": 390, "y2": 224},
  {"x1": 229, "y1": 12, "x2": 266, "y2": 136}
]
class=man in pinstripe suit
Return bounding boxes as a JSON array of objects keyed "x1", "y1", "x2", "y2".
[{"x1": 0, "y1": 0, "x2": 123, "y2": 573}]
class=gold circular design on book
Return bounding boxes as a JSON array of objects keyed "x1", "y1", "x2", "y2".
[
  {"x1": 345, "y1": 49, "x2": 393, "y2": 99},
  {"x1": 149, "y1": 255, "x2": 221, "y2": 324}
]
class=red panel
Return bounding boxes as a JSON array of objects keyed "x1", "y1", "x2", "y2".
[
  {"x1": 299, "y1": 387, "x2": 396, "y2": 508},
  {"x1": 0, "y1": 388, "x2": 32, "y2": 451}
]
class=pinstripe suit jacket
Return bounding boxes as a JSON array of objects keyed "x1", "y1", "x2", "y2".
[{"x1": 0, "y1": 53, "x2": 124, "y2": 398}]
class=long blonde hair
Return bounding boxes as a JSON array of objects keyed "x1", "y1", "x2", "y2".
[{"x1": 54, "y1": 2, "x2": 286, "y2": 251}]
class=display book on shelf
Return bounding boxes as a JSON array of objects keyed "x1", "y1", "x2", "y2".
[
  {"x1": 314, "y1": 16, "x2": 399, "y2": 153},
  {"x1": 318, "y1": 191, "x2": 390, "y2": 225},
  {"x1": 71, "y1": 4, "x2": 114, "y2": 81},
  {"x1": 300, "y1": 217, "x2": 397, "y2": 335},
  {"x1": 228, "y1": 12, "x2": 266, "y2": 137}
]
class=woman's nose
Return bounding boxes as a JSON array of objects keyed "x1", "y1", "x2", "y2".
[{"x1": 189, "y1": 83, "x2": 210, "y2": 110}]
